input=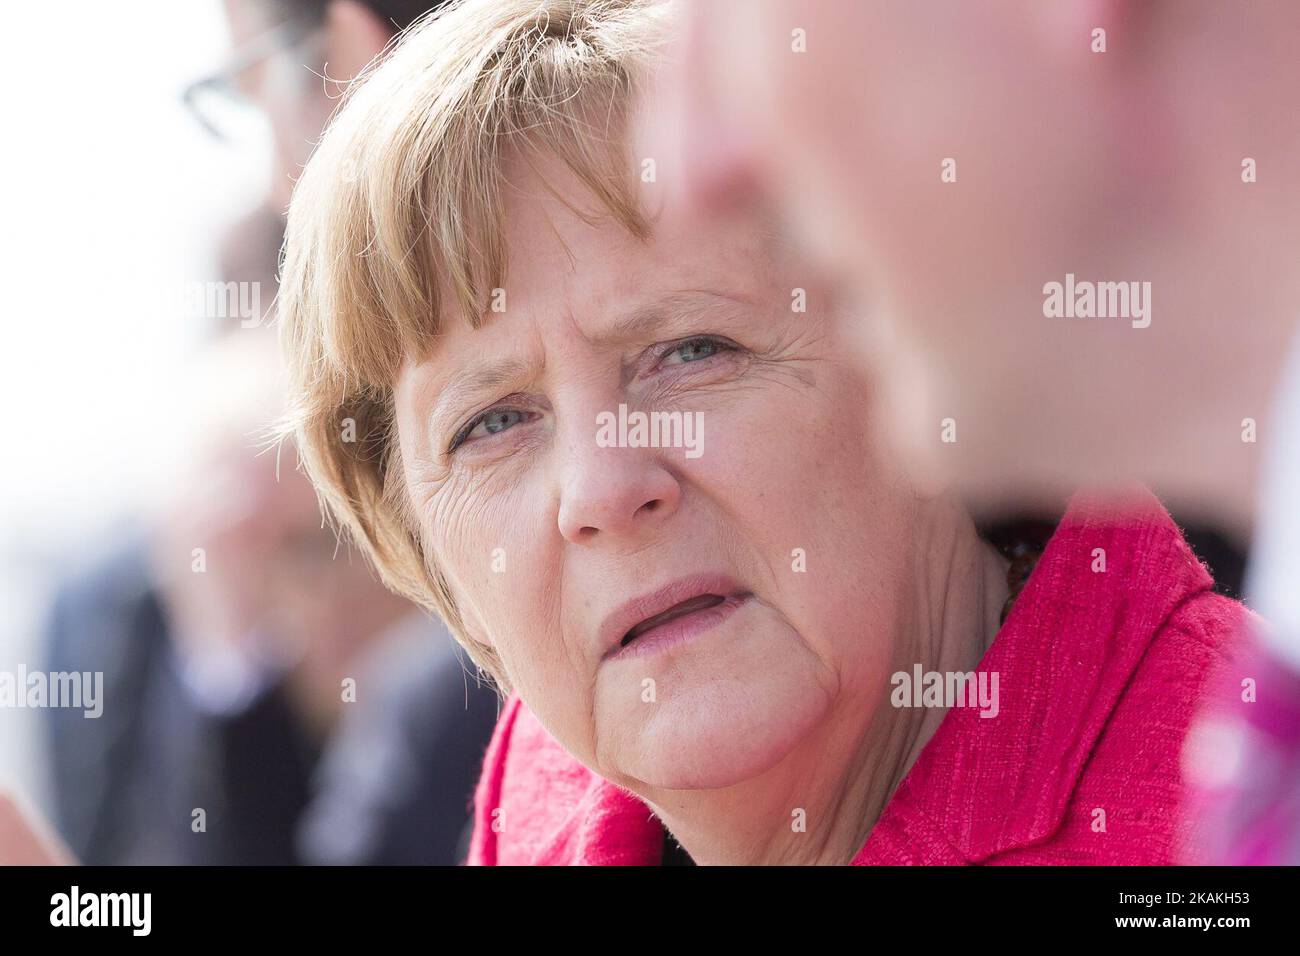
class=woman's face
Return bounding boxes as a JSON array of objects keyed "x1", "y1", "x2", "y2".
[{"x1": 393, "y1": 157, "x2": 920, "y2": 794}]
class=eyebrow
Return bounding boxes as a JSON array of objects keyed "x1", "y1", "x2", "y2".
[{"x1": 601, "y1": 289, "x2": 755, "y2": 343}]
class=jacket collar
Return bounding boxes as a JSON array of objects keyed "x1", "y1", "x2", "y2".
[{"x1": 854, "y1": 486, "x2": 1213, "y2": 862}]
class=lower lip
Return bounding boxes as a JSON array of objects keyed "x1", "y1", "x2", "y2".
[{"x1": 607, "y1": 593, "x2": 751, "y2": 663}]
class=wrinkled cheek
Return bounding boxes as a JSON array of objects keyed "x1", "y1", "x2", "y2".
[
  {"x1": 447, "y1": 503, "x2": 595, "y2": 758},
  {"x1": 429, "y1": 486, "x2": 562, "y2": 672},
  {"x1": 420, "y1": 486, "x2": 516, "y2": 639}
]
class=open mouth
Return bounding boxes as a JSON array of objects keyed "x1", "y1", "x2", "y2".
[
  {"x1": 599, "y1": 574, "x2": 753, "y2": 663},
  {"x1": 621, "y1": 593, "x2": 729, "y2": 647}
]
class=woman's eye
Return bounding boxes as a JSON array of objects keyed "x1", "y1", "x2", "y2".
[
  {"x1": 450, "y1": 408, "x2": 528, "y2": 452},
  {"x1": 660, "y1": 336, "x2": 731, "y2": 367}
]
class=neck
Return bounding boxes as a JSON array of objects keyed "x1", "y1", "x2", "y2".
[{"x1": 646, "y1": 496, "x2": 1009, "y2": 865}]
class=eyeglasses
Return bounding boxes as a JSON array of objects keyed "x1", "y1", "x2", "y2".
[{"x1": 182, "y1": 16, "x2": 324, "y2": 144}]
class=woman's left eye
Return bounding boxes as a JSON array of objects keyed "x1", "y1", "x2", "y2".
[
  {"x1": 450, "y1": 407, "x2": 530, "y2": 452},
  {"x1": 478, "y1": 408, "x2": 526, "y2": 435},
  {"x1": 659, "y1": 336, "x2": 733, "y2": 367}
]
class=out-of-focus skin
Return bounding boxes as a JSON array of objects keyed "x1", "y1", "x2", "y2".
[
  {"x1": 653, "y1": 0, "x2": 1300, "y2": 543},
  {"x1": 0, "y1": 792, "x2": 74, "y2": 865}
]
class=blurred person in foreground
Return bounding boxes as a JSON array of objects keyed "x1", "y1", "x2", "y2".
[
  {"x1": 658, "y1": 0, "x2": 1300, "y2": 864},
  {"x1": 274, "y1": 0, "x2": 1247, "y2": 865}
]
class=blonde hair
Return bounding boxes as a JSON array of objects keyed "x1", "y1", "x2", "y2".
[{"x1": 277, "y1": 0, "x2": 673, "y2": 693}]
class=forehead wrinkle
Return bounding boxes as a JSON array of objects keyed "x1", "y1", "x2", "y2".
[{"x1": 591, "y1": 288, "x2": 757, "y2": 345}]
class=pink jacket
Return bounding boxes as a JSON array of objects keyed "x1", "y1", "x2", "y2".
[{"x1": 467, "y1": 490, "x2": 1246, "y2": 865}]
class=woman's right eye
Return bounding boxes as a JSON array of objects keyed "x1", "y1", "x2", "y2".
[{"x1": 449, "y1": 408, "x2": 529, "y2": 452}]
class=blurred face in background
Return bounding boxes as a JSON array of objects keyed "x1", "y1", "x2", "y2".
[
  {"x1": 215, "y1": 0, "x2": 392, "y2": 211},
  {"x1": 665, "y1": 0, "x2": 1300, "y2": 535},
  {"x1": 152, "y1": 335, "x2": 410, "y2": 737}
]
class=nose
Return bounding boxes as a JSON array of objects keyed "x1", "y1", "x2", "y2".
[{"x1": 556, "y1": 437, "x2": 683, "y2": 546}]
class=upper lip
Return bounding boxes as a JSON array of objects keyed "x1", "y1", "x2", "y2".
[{"x1": 597, "y1": 573, "x2": 749, "y2": 661}]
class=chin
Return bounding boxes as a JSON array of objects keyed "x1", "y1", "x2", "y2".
[{"x1": 595, "y1": 627, "x2": 834, "y2": 791}]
